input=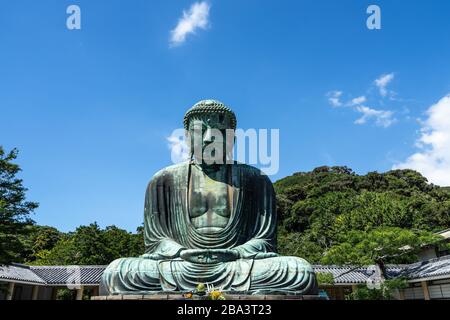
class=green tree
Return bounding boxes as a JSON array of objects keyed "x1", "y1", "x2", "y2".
[
  {"x1": 103, "y1": 225, "x2": 144, "y2": 261},
  {"x1": 0, "y1": 147, "x2": 38, "y2": 265},
  {"x1": 346, "y1": 279, "x2": 408, "y2": 300},
  {"x1": 341, "y1": 191, "x2": 413, "y2": 231},
  {"x1": 20, "y1": 225, "x2": 62, "y2": 262},
  {"x1": 316, "y1": 272, "x2": 334, "y2": 286},
  {"x1": 321, "y1": 227, "x2": 444, "y2": 275},
  {"x1": 33, "y1": 223, "x2": 144, "y2": 265},
  {"x1": 275, "y1": 167, "x2": 450, "y2": 264}
]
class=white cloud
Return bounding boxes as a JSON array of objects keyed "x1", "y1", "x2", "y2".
[
  {"x1": 348, "y1": 96, "x2": 367, "y2": 106},
  {"x1": 327, "y1": 92, "x2": 367, "y2": 108},
  {"x1": 327, "y1": 74, "x2": 399, "y2": 128},
  {"x1": 327, "y1": 90, "x2": 343, "y2": 107},
  {"x1": 170, "y1": 2, "x2": 210, "y2": 46},
  {"x1": 393, "y1": 94, "x2": 450, "y2": 186},
  {"x1": 167, "y1": 130, "x2": 189, "y2": 163},
  {"x1": 354, "y1": 105, "x2": 396, "y2": 128},
  {"x1": 375, "y1": 73, "x2": 395, "y2": 97}
]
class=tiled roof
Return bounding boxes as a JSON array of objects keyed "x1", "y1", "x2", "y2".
[
  {"x1": 313, "y1": 264, "x2": 409, "y2": 284},
  {"x1": 384, "y1": 265, "x2": 407, "y2": 279},
  {"x1": 30, "y1": 266, "x2": 106, "y2": 285},
  {"x1": 400, "y1": 255, "x2": 450, "y2": 281},
  {"x1": 313, "y1": 265, "x2": 375, "y2": 284},
  {"x1": 0, "y1": 264, "x2": 46, "y2": 285},
  {"x1": 0, "y1": 264, "x2": 106, "y2": 286}
]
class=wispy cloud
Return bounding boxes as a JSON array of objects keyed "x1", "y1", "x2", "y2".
[
  {"x1": 348, "y1": 96, "x2": 367, "y2": 106},
  {"x1": 354, "y1": 106, "x2": 396, "y2": 128},
  {"x1": 393, "y1": 94, "x2": 450, "y2": 186},
  {"x1": 327, "y1": 90, "x2": 343, "y2": 107},
  {"x1": 327, "y1": 73, "x2": 398, "y2": 128},
  {"x1": 170, "y1": 2, "x2": 210, "y2": 47},
  {"x1": 167, "y1": 131, "x2": 189, "y2": 163},
  {"x1": 375, "y1": 73, "x2": 395, "y2": 97}
]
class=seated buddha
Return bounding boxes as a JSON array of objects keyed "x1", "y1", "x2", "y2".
[{"x1": 100, "y1": 100, "x2": 318, "y2": 295}]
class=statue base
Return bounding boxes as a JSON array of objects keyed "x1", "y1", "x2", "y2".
[{"x1": 92, "y1": 294, "x2": 324, "y2": 300}]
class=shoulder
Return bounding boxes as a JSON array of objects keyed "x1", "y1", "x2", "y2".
[
  {"x1": 233, "y1": 162, "x2": 273, "y2": 184},
  {"x1": 148, "y1": 162, "x2": 189, "y2": 187},
  {"x1": 153, "y1": 162, "x2": 188, "y2": 178},
  {"x1": 233, "y1": 162, "x2": 266, "y2": 175}
]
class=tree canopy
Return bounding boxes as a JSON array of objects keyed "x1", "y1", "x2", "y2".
[
  {"x1": 275, "y1": 166, "x2": 450, "y2": 265},
  {"x1": 29, "y1": 223, "x2": 144, "y2": 265},
  {"x1": 0, "y1": 147, "x2": 38, "y2": 265}
]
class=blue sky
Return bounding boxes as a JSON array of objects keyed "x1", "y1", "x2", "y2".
[{"x1": 1, "y1": 0, "x2": 450, "y2": 232}]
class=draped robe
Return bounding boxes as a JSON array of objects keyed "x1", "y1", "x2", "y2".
[{"x1": 100, "y1": 162, "x2": 317, "y2": 295}]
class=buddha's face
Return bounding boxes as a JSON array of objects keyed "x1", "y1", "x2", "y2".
[{"x1": 187, "y1": 114, "x2": 234, "y2": 165}]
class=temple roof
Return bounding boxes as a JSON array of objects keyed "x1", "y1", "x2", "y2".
[
  {"x1": 0, "y1": 264, "x2": 105, "y2": 286},
  {"x1": 398, "y1": 255, "x2": 450, "y2": 282},
  {"x1": 31, "y1": 265, "x2": 106, "y2": 285},
  {"x1": 0, "y1": 264, "x2": 46, "y2": 285},
  {"x1": 312, "y1": 265, "x2": 375, "y2": 284}
]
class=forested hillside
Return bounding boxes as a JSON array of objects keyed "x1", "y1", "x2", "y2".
[{"x1": 275, "y1": 166, "x2": 450, "y2": 264}]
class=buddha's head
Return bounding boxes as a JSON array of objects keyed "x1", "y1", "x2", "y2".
[{"x1": 184, "y1": 100, "x2": 236, "y2": 166}]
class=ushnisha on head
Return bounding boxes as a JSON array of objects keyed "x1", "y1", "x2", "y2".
[
  {"x1": 184, "y1": 100, "x2": 236, "y2": 165},
  {"x1": 184, "y1": 99, "x2": 237, "y2": 131}
]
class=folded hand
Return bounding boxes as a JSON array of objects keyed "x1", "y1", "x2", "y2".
[{"x1": 180, "y1": 249, "x2": 240, "y2": 264}]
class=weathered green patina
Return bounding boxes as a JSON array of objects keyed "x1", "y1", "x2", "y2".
[{"x1": 100, "y1": 100, "x2": 318, "y2": 295}]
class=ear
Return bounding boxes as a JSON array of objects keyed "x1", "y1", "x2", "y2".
[{"x1": 185, "y1": 130, "x2": 193, "y2": 151}]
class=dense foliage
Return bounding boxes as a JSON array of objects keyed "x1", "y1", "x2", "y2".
[
  {"x1": 275, "y1": 166, "x2": 450, "y2": 266},
  {"x1": 0, "y1": 147, "x2": 38, "y2": 265},
  {"x1": 27, "y1": 223, "x2": 144, "y2": 265},
  {"x1": 346, "y1": 278, "x2": 408, "y2": 300}
]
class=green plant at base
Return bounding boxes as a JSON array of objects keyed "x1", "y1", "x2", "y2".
[
  {"x1": 316, "y1": 272, "x2": 334, "y2": 285},
  {"x1": 346, "y1": 278, "x2": 408, "y2": 300}
]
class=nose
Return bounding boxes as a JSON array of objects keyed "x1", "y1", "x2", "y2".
[{"x1": 203, "y1": 128, "x2": 214, "y2": 144}]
